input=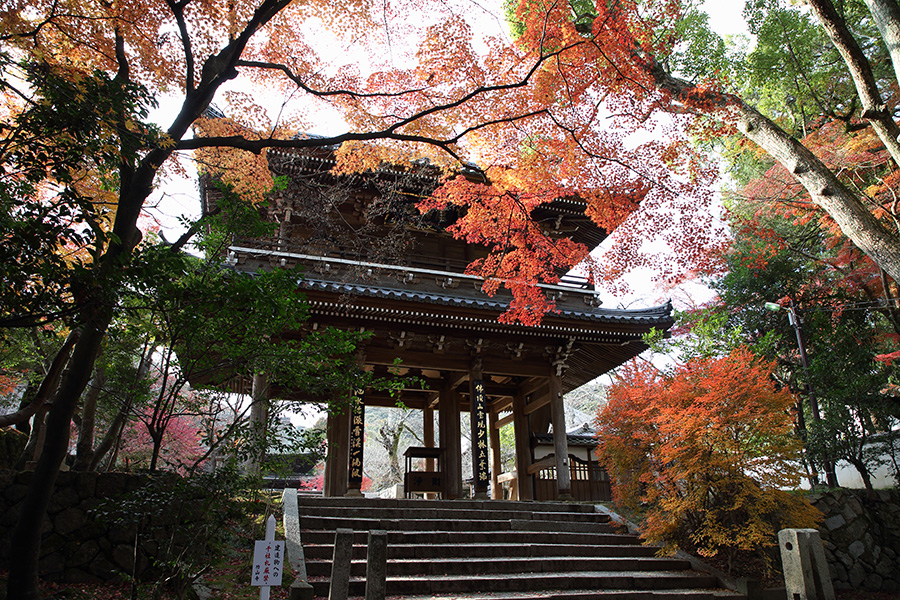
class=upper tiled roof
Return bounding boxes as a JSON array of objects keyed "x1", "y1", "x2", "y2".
[{"x1": 299, "y1": 277, "x2": 673, "y2": 326}]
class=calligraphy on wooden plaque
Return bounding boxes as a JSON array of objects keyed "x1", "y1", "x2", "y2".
[
  {"x1": 472, "y1": 379, "x2": 489, "y2": 487},
  {"x1": 348, "y1": 391, "x2": 364, "y2": 485}
]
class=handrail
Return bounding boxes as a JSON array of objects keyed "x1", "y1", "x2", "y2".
[{"x1": 281, "y1": 489, "x2": 314, "y2": 600}]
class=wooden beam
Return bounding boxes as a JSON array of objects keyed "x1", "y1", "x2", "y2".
[
  {"x1": 367, "y1": 348, "x2": 467, "y2": 371},
  {"x1": 519, "y1": 377, "x2": 548, "y2": 398},
  {"x1": 497, "y1": 471, "x2": 517, "y2": 483},
  {"x1": 524, "y1": 394, "x2": 551, "y2": 415},
  {"x1": 365, "y1": 348, "x2": 553, "y2": 378},
  {"x1": 494, "y1": 412, "x2": 515, "y2": 429},
  {"x1": 490, "y1": 396, "x2": 513, "y2": 412},
  {"x1": 363, "y1": 395, "x2": 428, "y2": 410}
]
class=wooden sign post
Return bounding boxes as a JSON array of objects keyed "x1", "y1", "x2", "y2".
[{"x1": 251, "y1": 515, "x2": 284, "y2": 600}]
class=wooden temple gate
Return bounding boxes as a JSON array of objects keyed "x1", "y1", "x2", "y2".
[{"x1": 202, "y1": 145, "x2": 675, "y2": 500}]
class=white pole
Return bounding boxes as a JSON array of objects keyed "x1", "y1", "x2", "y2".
[{"x1": 260, "y1": 514, "x2": 276, "y2": 600}]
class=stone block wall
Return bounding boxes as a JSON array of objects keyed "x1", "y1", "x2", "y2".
[
  {"x1": 810, "y1": 488, "x2": 900, "y2": 592},
  {"x1": 0, "y1": 469, "x2": 184, "y2": 583}
]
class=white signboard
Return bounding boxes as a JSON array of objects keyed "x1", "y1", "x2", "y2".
[{"x1": 251, "y1": 539, "x2": 285, "y2": 588}]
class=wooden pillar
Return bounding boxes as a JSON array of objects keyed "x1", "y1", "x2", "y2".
[
  {"x1": 424, "y1": 404, "x2": 436, "y2": 499},
  {"x1": 324, "y1": 403, "x2": 351, "y2": 497},
  {"x1": 246, "y1": 372, "x2": 269, "y2": 475},
  {"x1": 469, "y1": 359, "x2": 489, "y2": 500},
  {"x1": 549, "y1": 364, "x2": 572, "y2": 500},
  {"x1": 489, "y1": 408, "x2": 502, "y2": 499},
  {"x1": 439, "y1": 374, "x2": 462, "y2": 499},
  {"x1": 512, "y1": 386, "x2": 534, "y2": 501}
]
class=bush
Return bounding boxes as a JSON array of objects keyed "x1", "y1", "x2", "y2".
[
  {"x1": 596, "y1": 348, "x2": 821, "y2": 573},
  {"x1": 93, "y1": 464, "x2": 256, "y2": 599}
]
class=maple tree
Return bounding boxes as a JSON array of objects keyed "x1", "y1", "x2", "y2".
[
  {"x1": 0, "y1": 1, "x2": 728, "y2": 594},
  {"x1": 596, "y1": 348, "x2": 821, "y2": 573},
  {"x1": 498, "y1": 0, "x2": 900, "y2": 285},
  {"x1": 710, "y1": 187, "x2": 900, "y2": 492},
  {"x1": 6, "y1": 0, "x2": 900, "y2": 595}
]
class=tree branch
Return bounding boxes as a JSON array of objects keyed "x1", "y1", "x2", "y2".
[
  {"x1": 806, "y1": 0, "x2": 900, "y2": 166},
  {"x1": 166, "y1": 0, "x2": 196, "y2": 91},
  {"x1": 0, "y1": 328, "x2": 80, "y2": 428}
]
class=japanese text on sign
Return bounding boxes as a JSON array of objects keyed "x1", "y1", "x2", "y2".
[
  {"x1": 471, "y1": 379, "x2": 489, "y2": 485},
  {"x1": 251, "y1": 540, "x2": 284, "y2": 587},
  {"x1": 348, "y1": 392, "x2": 365, "y2": 485}
]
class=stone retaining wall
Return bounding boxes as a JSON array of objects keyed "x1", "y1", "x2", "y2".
[
  {"x1": 0, "y1": 469, "x2": 186, "y2": 583},
  {"x1": 810, "y1": 488, "x2": 900, "y2": 592}
]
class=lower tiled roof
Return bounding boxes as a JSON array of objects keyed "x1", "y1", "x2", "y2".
[{"x1": 299, "y1": 278, "x2": 673, "y2": 327}]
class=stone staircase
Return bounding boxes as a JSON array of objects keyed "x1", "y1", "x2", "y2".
[{"x1": 292, "y1": 496, "x2": 745, "y2": 599}]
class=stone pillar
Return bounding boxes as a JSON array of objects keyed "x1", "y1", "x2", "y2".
[
  {"x1": 365, "y1": 530, "x2": 388, "y2": 600},
  {"x1": 489, "y1": 408, "x2": 502, "y2": 499},
  {"x1": 439, "y1": 374, "x2": 462, "y2": 499},
  {"x1": 469, "y1": 359, "x2": 489, "y2": 499},
  {"x1": 779, "y1": 528, "x2": 835, "y2": 600},
  {"x1": 549, "y1": 361, "x2": 572, "y2": 500},
  {"x1": 328, "y1": 528, "x2": 353, "y2": 600},
  {"x1": 512, "y1": 386, "x2": 534, "y2": 501}
]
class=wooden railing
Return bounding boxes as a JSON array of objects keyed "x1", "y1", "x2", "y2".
[
  {"x1": 229, "y1": 238, "x2": 595, "y2": 291},
  {"x1": 533, "y1": 454, "x2": 611, "y2": 502}
]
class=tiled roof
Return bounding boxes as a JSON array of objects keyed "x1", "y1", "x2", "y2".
[
  {"x1": 299, "y1": 278, "x2": 673, "y2": 326},
  {"x1": 533, "y1": 433, "x2": 598, "y2": 447}
]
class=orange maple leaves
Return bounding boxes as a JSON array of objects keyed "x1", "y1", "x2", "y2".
[{"x1": 596, "y1": 348, "x2": 820, "y2": 560}]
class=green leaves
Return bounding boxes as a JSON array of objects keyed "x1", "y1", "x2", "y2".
[
  {"x1": 0, "y1": 60, "x2": 161, "y2": 330},
  {"x1": 670, "y1": 8, "x2": 737, "y2": 84}
]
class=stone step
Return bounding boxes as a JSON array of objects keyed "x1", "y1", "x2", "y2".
[
  {"x1": 292, "y1": 496, "x2": 739, "y2": 600},
  {"x1": 302, "y1": 542, "x2": 658, "y2": 560},
  {"x1": 300, "y1": 515, "x2": 616, "y2": 534},
  {"x1": 296, "y1": 504, "x2": 610, "y2": 523},
  {"x1": 300, "y1": 529, "x2": 640, "y2": 547},
  {"x1": 310, "y1": 571, "x2": 724, "y2": 597},
  {"x1": 383, "y1": 590, "x2": 745, "y2": 600},
  {"x1": 294, "y1": 496, "x2": 599, "y2": 513},
  {"x1": 305, "y1": 555, "x2": 694, "y2": 578}
]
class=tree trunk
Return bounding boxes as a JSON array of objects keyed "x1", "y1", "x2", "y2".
[
  {"x1": 848, "y1": 455, "x2": 876, "y2": 495},
  {"x1": 14, "y1": 405, "x2": 48, "y2": 471},
  {"x1": 89, "y1": 347, "x2": 151, "y2": 471},
  {"x1": 7, "y1": 322, "x2": 108, "y2": 600},
  {"x1": 863, "y1": 0, "x2": 900, "y2": 93},
  {"x1": 0, "y1": 330, "x2": 79, "y2": 429},
  {"x1": 637, "y1": 53, "x2": 900, "y2": 283},
  {"x1": 88, "y1": 403, "x2": 130, "y2": 472},
  {"x1": 148, "y1": 429, "x2": 165, "y2": 472},
  {"x1": 14, "y1": 384, "x2": 33, "y2": 436},
  {"x1": 73, "y1": 367, "x2": 105, "y2": 471},
  {"x1": 245, "y1": 372, "x2": 270, "y2": 475},
  {"x1": 807, "y1": 0, "x2": 900, "y2": 167}
]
